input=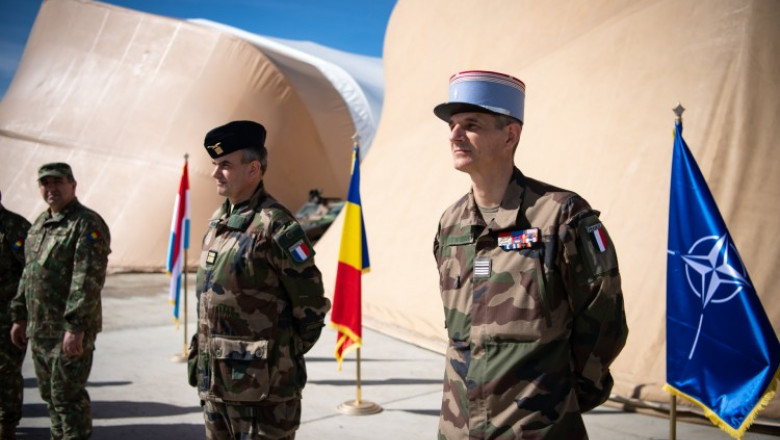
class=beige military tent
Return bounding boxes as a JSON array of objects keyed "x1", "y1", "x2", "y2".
[
  {"x1": 2, "y1": 0, "x2": 778, "y2": 425},
  {"x1": 314, "y1": 0, "x2": 780, "y2": 421},
  {"x1": 0, "y1": 0, "x2": 380, "y2": 271}
]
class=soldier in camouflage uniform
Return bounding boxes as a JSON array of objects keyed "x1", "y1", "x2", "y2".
[
  {"x1": 431, "y1": 71, "x2": 628, "y2": 439},
  {"x1": 193, "y1": 120, "x2": 331, "y2": 440},
  {"x1": 0, "y1": 191, "x2": 30, "y2": 440},
  {"x1": 10, "y1": 163, "x2": 111, "y2": 440}
]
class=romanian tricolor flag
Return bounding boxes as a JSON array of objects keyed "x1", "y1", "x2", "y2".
[
  {"x1": 331, "y1": 145, "x2": 370, "y2": 370},
  {"x1": 166, "y1": 160, "x2": 190, "y2": 324}
]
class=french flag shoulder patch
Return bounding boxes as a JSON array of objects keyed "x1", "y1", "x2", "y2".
[
  {"x1": 289, "y1": 239, "x2": 312, "y2": 263},
  {"x1": 587, "y1": 222, "x2": 608, "y2": 253}
]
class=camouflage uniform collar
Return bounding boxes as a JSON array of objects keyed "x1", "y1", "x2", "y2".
[
  {"x1": 45, "y1": 198, "x2": 82, "y2": 224},
  {"x1": 246, "y1": 180, "x2": 267, "y2": 210},
  {"x1": 218, "y1": 182, "x2": 266, "y2": 231},
  {"x1": 466, "y1": 167, "x2": 527, "y2": 230},
  {"x1": 219, "y1": 181, "x2": 267, "y2": 217}
]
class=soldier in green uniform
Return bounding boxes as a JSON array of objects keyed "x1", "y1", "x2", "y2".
[
  {"x1": 10, "y1": 163, "x2": 111, "y2": 440},
  {"x1": 0, "y1": 191, "x2": 30, "y2": 440},
  {"x1": 432, "y1": 71, "x2": 628, "y2": 439},
  {"x1": 193, "y1": 120, "x2": 331, "y2": 439}
]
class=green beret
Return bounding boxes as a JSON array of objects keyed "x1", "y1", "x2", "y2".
[
  {"x1": 204, "y1": 120, "x2": 267, "y2": 158},
  {"x1": 38, "y1": 162, "x2": 74, "y2": 181}
]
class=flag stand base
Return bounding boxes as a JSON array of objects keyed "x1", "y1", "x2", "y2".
[
  {"x1": 170, "y1": 353, "x2": 186, "y2": 363},
  {"x1": 337, "y1": 400, "x2": 382, "y2": 416}
]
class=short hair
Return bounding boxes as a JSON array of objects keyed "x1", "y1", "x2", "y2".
[
  {"x1": 240, "y1": 146, "x2": 268, "y2": 173},
  {"x1": 493, "y1": 114, "x2": 522, "y2": 130},
  {"x1": 493, "y1": 114, "x2": 523, "y2": 151}
]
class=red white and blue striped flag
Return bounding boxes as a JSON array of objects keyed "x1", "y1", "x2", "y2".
[
  {"x1": 331, "y1": 145, "x2": 370, "y2": 370},
  {"x1": 167, "y1": 160, "x2": 190, "y2": 324}
]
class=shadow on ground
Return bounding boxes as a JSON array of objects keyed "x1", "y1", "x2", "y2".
[
  {"x1": 23, "y1": 400, "x2": 201, "y2": 419},
  {"x1": 17, "y1": 423, "x2": 203, "y2": 440}
]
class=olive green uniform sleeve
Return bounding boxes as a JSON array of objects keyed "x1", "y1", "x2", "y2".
[
  {"x1": 560, "y1": 198, "x2": 628, "y2": 411},
  {"x1": 9, "y1": 269, "x2": 28, "y2": 324},
  {"x1": 64, "y1": 214, "x2": 111, "y2": 333},
  {"x1": 1, "y1": 208, "x2": 30, "y2": 320},
  {"x1": 271, "y1": 220, "x2": 331, "y2": 354}
]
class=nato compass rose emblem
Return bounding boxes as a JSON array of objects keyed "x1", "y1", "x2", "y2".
[{"x1": 681, "y1": 233, "x2": 750, "y2": 359}]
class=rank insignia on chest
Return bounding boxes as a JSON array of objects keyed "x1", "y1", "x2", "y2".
[
  {"x1": 497, "y1": 228, "x2": 540, "y2": 250},
  {"x1": 206, "y1": 250, "x2": 218, "y2": 265},
  {"x1": 289, "y1": 240, "x2": 312, "y2": 263},
  {"x1": 474, "y1": 258, "x2": 491, "y2": 278}
]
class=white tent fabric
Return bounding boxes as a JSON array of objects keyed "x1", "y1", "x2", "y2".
[
  {"x1": 0, "y1": 0, "x2": 381, "y2": 271},
  {"x1": 188, "y1": 19, "x2": 382, "y2": 159}
]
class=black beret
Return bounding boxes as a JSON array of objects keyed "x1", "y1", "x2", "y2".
[{"x1": 204, "y1": 120, "x2": 267, "y2": 158}]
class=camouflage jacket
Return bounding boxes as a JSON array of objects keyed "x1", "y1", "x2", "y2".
[
  {"x1": 10, "y1": 198, "x2": 111, "y2": 338},
  {"x1": 0, "y1": 206, "x2": 30, "y2": 324},
  {"x1": 433, "y1": 168, "x2": 628, "y2": 439},
  {"x1": 195, "y1": 182, "x2": 331, "y2": 404}
]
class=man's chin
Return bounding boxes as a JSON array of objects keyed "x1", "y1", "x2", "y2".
[{"x1": 453, "y1": 161, "x2": 471, "y2": 173}]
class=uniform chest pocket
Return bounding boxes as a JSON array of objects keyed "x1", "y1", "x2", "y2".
[
  {"x1": 437, "y1": 234, "x2": 474, "y2": 292},
  {"x1": 485, "y1": 247, "x2": 553, "y2": 338},
  {"x1": 199, "y1": 231, "x2": 249, "y2": 293},
  {"x1": 37, "y1": 229, "x2": 72, "y2": 266},
  {"x1": 209, "y1": 337, "x2": 270, "y2": 402}
]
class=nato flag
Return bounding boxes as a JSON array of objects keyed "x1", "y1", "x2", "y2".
[{"x1": 666, "y1": 118, "x2": 780, "y2": 438}]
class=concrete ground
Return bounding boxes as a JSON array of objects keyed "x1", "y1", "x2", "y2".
[{"x1": 13, "y1": 273, "x2": 778, "y2": 439}]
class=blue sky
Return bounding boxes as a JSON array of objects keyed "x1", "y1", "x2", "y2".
[{"x1": 0, "y1": 0, "x2": 396, "y2": 100}]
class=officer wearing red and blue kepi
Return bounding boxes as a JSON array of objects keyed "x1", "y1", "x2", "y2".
[{"x1": 432, "y1": 71, "x2": 628, "y2": 439}]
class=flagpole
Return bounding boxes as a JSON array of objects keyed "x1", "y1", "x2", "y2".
[
  {"x1": 170, "y1": 154, "x2": 189, "y2": 363},
  {"x1": 356, "y1": 348, "x2": 363, "y2": 404},
  {"x1": 336, "y1": 349, "x2": 381, "y2": 416},
  {"x1": 335, "y1": 134, "x2": 381, "y2": 416},
  {"x1": 182, "y1": 153, "x2": 189, "y2": 358},
  {"x1": 670, "y1": 395, "x2": 677, "y2": 440},
  {"x1": 668, "y1": 104, "x2": 684, "y2": 440}
]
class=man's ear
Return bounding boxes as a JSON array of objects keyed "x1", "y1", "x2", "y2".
[
  {"x1": 249, "y1": 160, "x2": 262, "y2": 178},
  {"x1": 505, "y1": 123, "x2": 521, "y2": 148}
]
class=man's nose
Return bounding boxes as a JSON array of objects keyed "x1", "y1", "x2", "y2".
[{"x1": 449, "y1": 124, "x2": 465, "y2": 142}]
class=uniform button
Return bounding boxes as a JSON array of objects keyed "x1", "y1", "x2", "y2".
[{"x1": 215, "y1": 348, "x2": 222, "y2": 357}]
